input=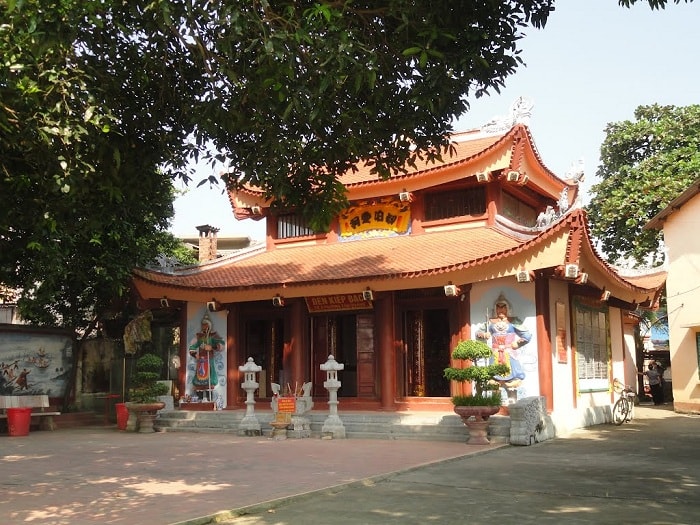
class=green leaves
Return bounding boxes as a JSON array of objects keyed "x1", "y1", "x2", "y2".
[
  {"x1": 1, "y1": 0, "x2": 561, "y2": 331},
  {"x1": 588, "y1": 104, "x2": 700, "y2": 265},
  {"x1": 444, "y1": 339, "x2": 510, "y2": 398},
  {"x1": 618, "y1": 0, "x2": 694, "y2": 9}
]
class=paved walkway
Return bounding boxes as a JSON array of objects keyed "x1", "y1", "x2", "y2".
[
  {"x1": 2, "y1": 405, "x2": 698, "y2": 525},
  {"x1": 1, "y1": 419, "x2": 493, "y2": 524}
]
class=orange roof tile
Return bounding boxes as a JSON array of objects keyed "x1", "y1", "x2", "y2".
[
  {"x1": 336, "y1": 133, "x2": 506, "y2": 187},
  {"x1": 135, "y1": 209, "x2": 665, "y2": 302},
  {"x1": 232, "y1": 124, "x2": 568, "y2": 201},
  {"x1": 616, "y1": 270, "x2": 667, "y2": 291},
  {"x1": 135, "y1": 225, "x2": 523, "y2": 291}
]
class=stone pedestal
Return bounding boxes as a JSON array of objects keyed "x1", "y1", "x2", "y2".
[
  {"x1": 453, "y1": 405, "x2": 500, "y2": 445},
  {"x1": 288, "y1": 383, "x2": 314, "y2": 438},
  {"x1": 125, "y1": 402, "x2": 166, "y2": 433},
  {"x1": 321, "y1": 414, "x2": 346, "y2": 439},
  {"x1": 464, "y1": 419, "x2": 490, "y2": 445},
  {"x1": 270, "y1": 419, "x2": 290, "y2": 440},
  {"x1": 288, "y1": 415, "x2": 311, "y2": 438}
]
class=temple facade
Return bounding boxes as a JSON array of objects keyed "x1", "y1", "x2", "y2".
[{"x1": 133, "y1": 120, "x2": 665, "y2": 432}]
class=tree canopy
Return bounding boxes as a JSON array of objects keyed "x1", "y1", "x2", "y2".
[
  {"x1": 2, "y1": 1, "x2": 558, "y2": 231},
  {"x1": 587, "y1": 104, "x2": 700, "y2": 266},
  {"x1": 619, "y1": 0, "x2": 692, "y2": 8},
  {"x1": 0, "y1": 0, "x2": 690, "y2": 334}
]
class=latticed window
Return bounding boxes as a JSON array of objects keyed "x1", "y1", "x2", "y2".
[
  {"x1": 501, "y1": 191, "x2": 537, "y2": 226},
  {"x1": 424, "y1": 187, "x2": 486, "y2": 221},
  {"x1": 574, "y1": 297, "x2": 610, "y2": 391},
  {"x1": 277, "y1": 213, "x2": 315, "y2": 239}
]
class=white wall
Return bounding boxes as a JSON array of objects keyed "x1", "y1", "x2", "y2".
[
  {"x1": 663, "y1": 193, "x2": 700, "y2": 413},
  {"x1": 547, "y1": 281, "x2": 627, "y2": 435}
]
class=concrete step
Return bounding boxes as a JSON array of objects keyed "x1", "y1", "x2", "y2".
[{"x1": 155, "y1": 409, "x2": 511, "y2": 443}]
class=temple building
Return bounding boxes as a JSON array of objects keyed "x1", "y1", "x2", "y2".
[{"x1": 133, "y1": 107, "x2": 665, "y2": 432}]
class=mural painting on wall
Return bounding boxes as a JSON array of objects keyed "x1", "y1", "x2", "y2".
[
  {"x1": 0, "y1": 331, "x2": 72, "y2": 397},
  {"x1": 472, "y1": 287, "x2": 539, "y2": 405},
  {"x1": 184, "y1": 306, "x2": 227, "y2": 408}
]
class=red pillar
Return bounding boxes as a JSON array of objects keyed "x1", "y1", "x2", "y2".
[
  {"x1": 535, "y1": 277, "x2": 554, "y2": 413},
  {"x1": 455, "y1": 284, "x2": 472, "y2": 397},
  {"x1": 177, "y1": 306, "x2": 188, "y2": 403},
  {"x1": 377, "y1": 293, "x2": 396, "y2": 410},
  {"x1": 289, "y1": 299, "x2": 305, "y2": 386},
  {"x1": 226, "y1": 304, "x2": 240, "y2": 408}
]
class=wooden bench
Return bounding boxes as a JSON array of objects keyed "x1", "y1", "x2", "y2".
[{"x1": 0, "y1": 395, "x2": 61, "y2": 431}]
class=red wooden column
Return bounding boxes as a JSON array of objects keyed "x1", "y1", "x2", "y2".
[
  {"x1": 455, "y1": 284, "x2": 472, "y2": 397},
  {"x1": 226, "y1": 303, "x2": 241, "y2": 408},
  {"x1": 289, "y1": 299, "x2": 305, "y2": 385},
  {"x1": 376, "y1": 293, "x2": 396, "y2": 411},
  {"x1": 178, "y1": 306, "x2": 188, "y2": 403},
  {"x1": 535, "y1": 277, "x2": 554, "y2": 412}
]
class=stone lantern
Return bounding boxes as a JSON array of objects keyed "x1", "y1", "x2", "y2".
[
  {"x1": 238, "y1": 357, "x2": 262, "y2": 436},
  {"x1": 320, "y1": 354, "x2": 346, "y2": 439}
]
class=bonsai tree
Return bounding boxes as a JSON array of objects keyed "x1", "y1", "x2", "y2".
[
  {"x1": 443, "y1": 339, "x2": 510, "y2": 407},
  {"x1": 129, "y1": 353, "x2": 170, "y2": 404}
]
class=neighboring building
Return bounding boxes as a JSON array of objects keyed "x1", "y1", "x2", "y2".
[
  {"x1": 133, "y1": 110, "x2": 665, "y2": 434},
  {"x1": 178, "y1": 225, "x2": 259, "y2": 263},
  {"x1": 0, "y1": 285, "x2": 23, "y2": 325},
  {"x1": 645, "y1": 179, "x2": 700, "y2": 413}
]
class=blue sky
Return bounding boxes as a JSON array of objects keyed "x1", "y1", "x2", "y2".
[{"x1": 170, "y1": 0, "x2": 700, "y2": 240}]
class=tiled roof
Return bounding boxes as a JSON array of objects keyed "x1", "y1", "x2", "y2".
[
  {"x1": 134, "y1": 209, "x2": 666, "y2": 301},
  {"x1": 231, "y1": 124, "x2": 571, "y2": 207},
  {"x1": 336, "y1": 133, "x2": 505, "y2": 187},
  {"x1": 615, "y1": 270, "x2": 667, "y2": 291},
  {"x1": 134, "y1": 225, "x2": 524, "y2": 291}
]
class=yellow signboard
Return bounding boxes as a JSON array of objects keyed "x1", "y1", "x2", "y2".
[{"x1": 339, "y1": 197, "x2": 411, "y2": 237}]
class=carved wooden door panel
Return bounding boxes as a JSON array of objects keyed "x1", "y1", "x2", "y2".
[
  {"x1": 356, "y1": 314, "x2": 376, "y2": 398},
  {"x1": 311, "y1": 316, "x2": 330, "y2": 397}
]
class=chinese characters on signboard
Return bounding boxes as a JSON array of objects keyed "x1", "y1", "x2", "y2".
[{"x1": 339, "y1": 197, "x2": 410, "y2": 238}]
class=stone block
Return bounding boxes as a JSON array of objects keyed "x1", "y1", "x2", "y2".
[{"x1": 508, "y1": 396, "x2": 554, "y2": 446}]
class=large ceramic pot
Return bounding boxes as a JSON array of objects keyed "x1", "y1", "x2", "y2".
[
  {"x1": 453, "y1": 405, "x2": 500, "y2": 445},
  {"x1": 125, "y1": 402, "x2": 166, "y2": 433}
]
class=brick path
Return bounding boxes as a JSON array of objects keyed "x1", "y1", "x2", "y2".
[{"x1": 1, "y1": 427, "x2": 495, "y2": 525}]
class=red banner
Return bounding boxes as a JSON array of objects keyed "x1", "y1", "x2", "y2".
[{"x1": 277, "y1": 397, "x2": 296, "y2": 413}]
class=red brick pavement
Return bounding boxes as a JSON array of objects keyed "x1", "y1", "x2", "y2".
[{"x1": 1, "y1": 427, "x2": 497, "y2": 525}]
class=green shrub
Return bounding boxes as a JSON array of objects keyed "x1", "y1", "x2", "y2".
[
  {"x1": 451, "y1": 393, "x2": 502, "y2": 407},
  {"x1": 444, "y1": 339, "x2": 510, "y2": 404},
  {"x1": 129, "y1": 353, "x2": 170, "y2": 403}
]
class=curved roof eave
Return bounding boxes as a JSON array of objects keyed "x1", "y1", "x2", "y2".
[
  {"x1": 568, "y1": 209, "x2": 666, "y2": 303},
  {"x1": 132, "y1": 209, "x2": 663, "y2": 306},
  {"x1": 229, "y1": 124, "x2": 575, "y2": 208}
]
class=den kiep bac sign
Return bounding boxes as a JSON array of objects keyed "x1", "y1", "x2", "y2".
[{"x1": 305, "y1": 293, "x2": 373, "y2": 313}]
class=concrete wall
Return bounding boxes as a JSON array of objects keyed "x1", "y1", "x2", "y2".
[
  {"x1": 663, "y1": 192, "x2": 700, "y2": 413},
  {"x1": 547, "y1": 280, "x2": 630, "y2": 435}
]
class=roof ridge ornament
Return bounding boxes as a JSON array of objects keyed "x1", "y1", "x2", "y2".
[
  {"x1": 480, "y1": 96, "x2": 534, "y2": 135},
  {"x1": 565, "y1": 158, "x2": 585, "y2": 185},
  {"x1": 535, "y1": 187, "x2": 576, "y2": 230},
  {"x1": 149, "y1": 253, "x2": 180, "y2": 274}
]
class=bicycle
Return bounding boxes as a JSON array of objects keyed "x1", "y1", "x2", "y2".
[{"x1": 612, "y1": 378, "x2": 636, "y2": 425}]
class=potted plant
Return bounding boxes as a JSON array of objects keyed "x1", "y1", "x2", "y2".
[
  {"x1": 126, "y1": 353, "x2": 170, "y2": 433},
  {"x1": 443, "y1": 339, "x2": 510, "y2": 444}
]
